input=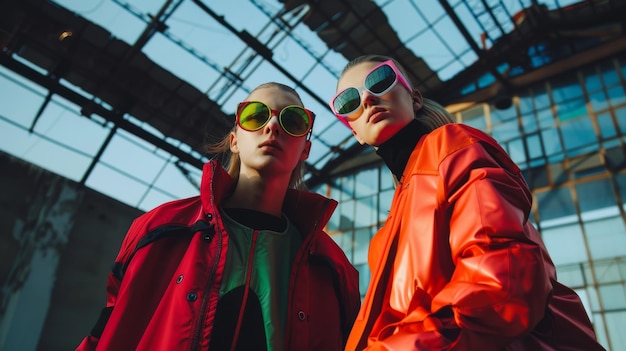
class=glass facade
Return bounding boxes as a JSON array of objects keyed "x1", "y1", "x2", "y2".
[{"x1": 316, "y1": 54, "x2": 626, "y2": 351}]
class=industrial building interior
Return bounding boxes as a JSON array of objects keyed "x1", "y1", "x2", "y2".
[{"x1": 0, "y1": 0, "x2": 625, "y2": 350}]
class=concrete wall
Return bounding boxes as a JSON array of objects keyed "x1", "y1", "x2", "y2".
[{"x1": 0, "y1": 152, "x2": 143, "y2": 351}]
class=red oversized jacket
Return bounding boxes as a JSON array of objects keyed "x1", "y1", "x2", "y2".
[
  {"x1": 76, "y1": 160, "x2": 360, "y2": 351},
  {"x1": 345, "y1": 123, "x2": 605, "y2": 351}
]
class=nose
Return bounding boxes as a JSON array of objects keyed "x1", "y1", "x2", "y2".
[
  {"x1": 264, "y1": 113, "x2": 281, "y2": 134},
  {"x1": 361, "y1": 89, "x2": 379, "y2": 109}
]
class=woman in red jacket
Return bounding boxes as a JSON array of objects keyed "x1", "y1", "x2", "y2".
[
  {"x1": 330, "y1": 55, "x2": 605, "y2": 351},
  {"x1": 76, "y1": 82, "x2": 360, "y2": 351}
]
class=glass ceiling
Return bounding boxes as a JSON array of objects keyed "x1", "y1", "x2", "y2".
[{"x1": 0, "y1": 0, "x2": 587, "y2": 210}]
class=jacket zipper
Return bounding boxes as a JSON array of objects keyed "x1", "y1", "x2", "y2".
[{"x1": 230, "y1": 229, "x2": 259, "y2": 351}]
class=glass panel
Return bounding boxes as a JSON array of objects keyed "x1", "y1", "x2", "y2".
[
  {"x1": 604, "y1": 311, "x2": 626, "y2": 351},
  {"x1": 526, "y1": 165, "x2": 550, "y2": 189},
  {"x1": 492, "y1": 119, "x2": 519, "y2": 143},
  {"x1": 607, "y1": 85, "x2": 626, "y2": 107},
  {"x1": 583, "y1": 67, "x2": 602, "y2": 93},
  {"x1": 593, "y1": 259, "x2": 626, "y2": 284},
  {"x1": 379, "y1": 189, "x2": 394, "y2": 223},
  {"x1": 600, "y1": 61, "x2": 619, "y2": 86},
  {"x1": 537, "y1": 187, "x2": 576, "y2": 222},
  {"x1": 556, "y1": 263, "x2": 585, "y2": 288},
  {"x1": 152, "y1": 161, "x2": 200, "y2": 200},
  {"x1": 355, "y1": 168, "x2": 379, "y2": 197},
  {"x1": 86, "y1": 163, "x2": 150, "y2": 207},
  {"x1": 541, "y1": 223, "x2": 589, "y2": 265},
  {"x1": 521, "y1": 112, "x2": 538, "y2": 133},
  {"x1": 597, "y1": 112, "x2": 617, "y2": 139},
  {"x1": 560, "y1": 116, "x2": 597, "y2": 152},
  {"x1": 342, "y1": 174, "x2": 356, "y2": 199},
  {"x1": 354, "y1": 195, "x2": 377, "y2": 228},
  {"x1": 353, "y1": 227, "x2": 374, "y2": 264},
  {"x1": 460, "y1": 104, "x2": 486, "y2": 131},
  {"x1": 381, "y1": 166, "x2": 395, "y2": 191},
  {"x1": 507, "y1": 138, "x2": 526, "y2": 165},
  {"x1": 590, "y1": 91, "x2": 609, "y2": 111},
  {"x1": 584, "y1": 216, "x2": 626, "y2": 260},
  {"x1": 490, "y1": 104, "x2": 516, "y2": 123},
  {"x1": 355, "y1": 263, "x2": 371, "y2": 298},
  {"x1": 533, "y1": 85, "x2": 551, "y2": 110},
  {"x1": 552, "y1": 76, "x2": 583, "y2": 104},
  {"x1": 140, "y1": 188, "x2": 179, "y2": 212},
  {"x1": 616, "y1": 107, "x2": 626, "y2": 134},
  {"x1": 339, "y1": 199, "x2": 355, "y2": 230},
  {"x1": 576, "y1": 179, "x2": 617, "y2": 213},
  {"x1": 541, "y1": 128, "x2": 563, "y2": 157},
  {"x1": 556, "y1": 98, "x2": 587, "y2": 122},
  {"x1": 0, "y1": 77, "x2": 46, "y2": 128},
  {"x1": 527, "y1": 133, "x2": 543, "y2": 159},
  {"x1": 518, "y1": 95, "x2": 533, "y2": 115},
  {"x1": 536, "y1": 107, "x2": 555, "y2": 129}
]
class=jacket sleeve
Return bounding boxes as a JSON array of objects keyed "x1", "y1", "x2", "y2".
[
  {"x1": 75, "y1": 217, "x2": 144, "y2": 351},
  {"x1": 366, "y1": 140, "x2": 553, "y2": 351}
]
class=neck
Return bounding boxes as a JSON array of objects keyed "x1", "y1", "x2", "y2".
[
  {"x1": 222, "y1": 172, "x2": 289, "y2": 217},
  {"x1": 376, "y1": 119, "x2": 428, "y2": 179}
]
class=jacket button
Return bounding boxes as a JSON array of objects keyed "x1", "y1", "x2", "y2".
[
  {"x1": 297, "y1": 311, "x2": 306, "y2": 321},
  {"x1": 206, "y1": 213, "x2": 212, "y2": 220},
  {"x1": 203, "y1": 233, "x2": 212, "y2": 241},
  {"x1": 176, "y1": 274, "x2": 183, "y2": 284},
  {"x1": 187, "y1": 292, "x2": 198, "y2": 301}
]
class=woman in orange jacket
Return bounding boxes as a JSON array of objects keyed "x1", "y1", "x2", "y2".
[
  {"x1": 330, "y1": 54, "x2": 605, "y2": 351},
  {"x1": 76, "y1": 82, "x2": 360, "y2": 351}
]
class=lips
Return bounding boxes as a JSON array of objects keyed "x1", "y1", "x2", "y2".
[
  {"x1": 366, "y1": 107, "x2": 387, "y2": 123},
  {"x1": 259, "y1": 139, "x2": 283, "y2": 151}
]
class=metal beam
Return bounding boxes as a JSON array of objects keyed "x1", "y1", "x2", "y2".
[{"x1": 0, "y1": 53, "x2": 206, "y2": 170}]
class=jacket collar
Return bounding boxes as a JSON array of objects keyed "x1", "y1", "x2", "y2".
[
  {"x1": 199, "y1": 160, "x2": 337, "y2": 239},
  {"x1": 375, "y1": 119, "x2": 429, "y2": 180}
]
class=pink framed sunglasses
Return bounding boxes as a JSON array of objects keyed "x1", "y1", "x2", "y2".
[{"x1": 329, "y1": 60, "x2": 413, "y2": 127}]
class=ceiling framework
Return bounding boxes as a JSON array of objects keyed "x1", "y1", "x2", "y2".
[
  {"x1": 1, "y1": 0, "x2": 625, "y2": 190},
  {"x1": 0, "y1": 0, "x2": 231, "y2": 174}
]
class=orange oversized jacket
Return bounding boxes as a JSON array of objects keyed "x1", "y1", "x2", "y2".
[
  {"x1": 76, "y1": 160, "x2": 360, "y2": 351},
  {"x1": 346, "y1": 123, "x2": 604, "y2": 351}
]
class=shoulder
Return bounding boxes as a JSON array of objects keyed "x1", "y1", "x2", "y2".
[
  {"x1": 425, "y1": 123, "x2": 498, "y2": 148},
  {"x1": 416, "y1": 124, "x2": 507, "y2": 162},
  {"x1": 129, "y1": 196, "x2": 202, "y2": 237},
  {"x1": 405, "y1": 123, "x2": 519, "y2": 178}
]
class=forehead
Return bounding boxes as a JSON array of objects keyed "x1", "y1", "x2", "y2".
[
  {"x1": 336, "y1": 61, "x2": 379, "y2": 91},
  {"x1": 247, "y1": 86, "x2": 302, "y2": 108}
]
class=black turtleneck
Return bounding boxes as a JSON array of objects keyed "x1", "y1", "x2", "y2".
[{"x1": 375, "y1": 119, "x2": 429, "y2": 180}]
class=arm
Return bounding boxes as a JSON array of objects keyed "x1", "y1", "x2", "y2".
[{"x1": 367, "y1": 140, "x2": 552, "y2": 351}]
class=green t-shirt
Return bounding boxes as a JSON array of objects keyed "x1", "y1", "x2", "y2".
[{"x1": 216, "y1": 207, "x2": 303, "y2": 351}]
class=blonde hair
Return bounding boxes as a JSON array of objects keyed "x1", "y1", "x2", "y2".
[
  {"x1": 341, "y1": 55, "x2": 455, "y2": 132},
  {"x1": 204, "y1": 82, "x2": 310, "y2": 190}
]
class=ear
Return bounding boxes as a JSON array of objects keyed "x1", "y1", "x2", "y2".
[
  {"x1": 300, "y1": 140, "x2": 311, "y2": 161},
  {"x1": 351, "y1": 129, "x2": 366, "y2": 145},
  {"x1": 413, "y1": 88, "x2": 424, "y2": 110},
  {"x1": 229, "y1": 131, "x2": 239, "y2": 154}
]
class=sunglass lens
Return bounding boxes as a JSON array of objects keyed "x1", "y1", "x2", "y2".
[
  {"x1": 281, "y1": 107, "x2": 310, "y2": 136},
  {"x1": 365, "y1": 65, "x2": 396, "y2": 94},
  {"x1": 334, "y1": 88, "x2": 361, "y2": 115},
  {"x1": 239, "y1": 102, "x2": 270, "y2": 131}
]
